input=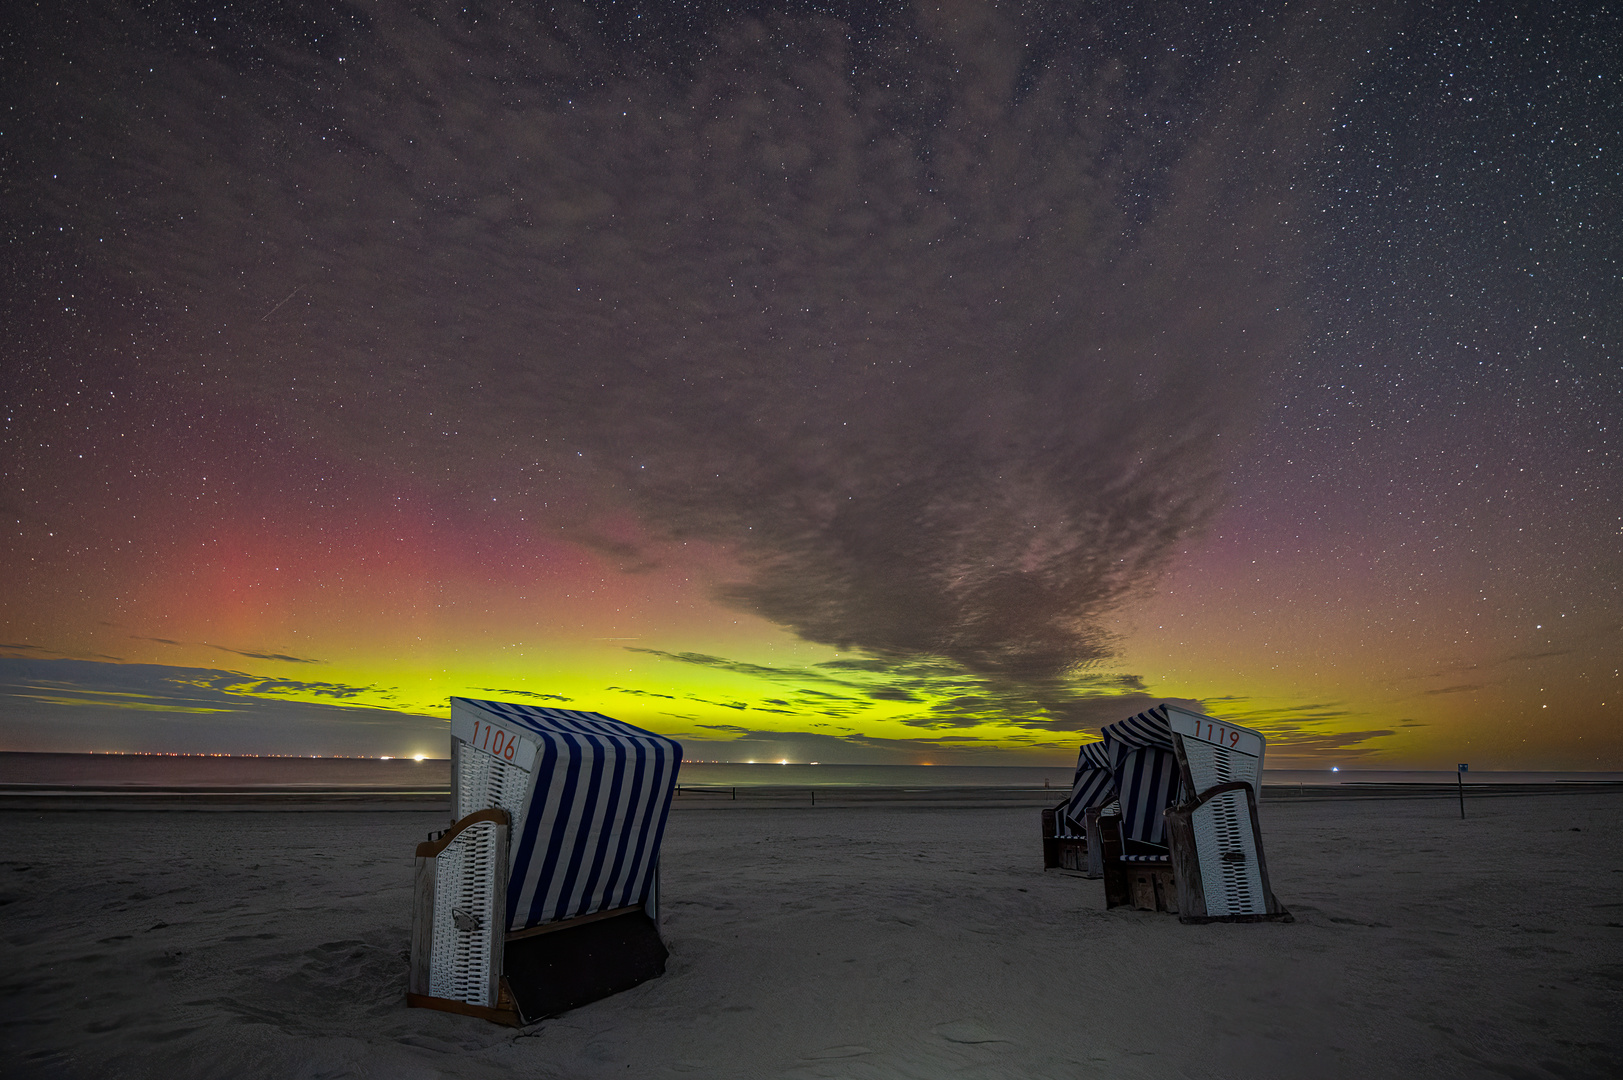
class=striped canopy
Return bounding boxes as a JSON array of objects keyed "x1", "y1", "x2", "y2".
[
  {"x1": 1101, "y1": 705, "x2": 1181, "y2": 848},
  {"x1": 450, "y1": 698, "x2": 682, "y2": 932},
  {"x1": 1065, "y1": 741, "x2": 1118, "y2": 827}
]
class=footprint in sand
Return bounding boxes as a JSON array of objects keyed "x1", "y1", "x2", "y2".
[
  {"x1": 933, "y1": 1020, "x2": 1009, "y2": 1045},
  {"x1": 805, "y1": 1045, "x2": 874, "y2": 1059}
]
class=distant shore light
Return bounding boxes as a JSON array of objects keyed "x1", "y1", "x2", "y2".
[{"x1": 414, "y1": 755, "x2": 426, "y2": 762}]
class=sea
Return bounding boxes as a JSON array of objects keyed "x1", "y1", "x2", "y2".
[{"x1": 2, "y1": 752, "x2": 1620, "y2": 791}]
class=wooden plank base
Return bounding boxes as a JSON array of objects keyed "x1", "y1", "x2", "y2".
[
  {"x1": 1127, "y1": 864, "x2": 1178, "y2": 913},
  {"x1": 1104, "y1": 858, "x2": 1178, "y2": 913},
  {"x1": 1055, "y1": 838, "x2": 1089, "y2": 873},
  {"x1": 503, "y1": 909, "x2": 669, "y2": 1023},
  {"x1": 406, "y1": 980, "x2": 523, "y2": 1028}
]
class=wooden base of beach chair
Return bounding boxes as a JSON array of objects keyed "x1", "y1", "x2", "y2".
[
  {"x1": 1104, "y1": 856, "x2": 1178, "y2": 913},
  {"x1": 502, "y1": 905, "x2": 669, "y2": 1022},
  {"x1": 410, "y1": 904, "x2": 670, "y2": 1026},
  {"x1": 1054, "y1": 839, "x2": 1089, "y2": 872},
  {"x1": 1127, "y1": 862, "x2": 1178, "y2": 913},
  {"x1": 1043, "y1": 801, "x2": 1092, "y2": 872},
  {"x1": 406, "y1": 980, "x2": 523, "y2": 1027}
]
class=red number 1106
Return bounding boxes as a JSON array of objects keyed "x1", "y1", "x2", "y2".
[{"x1": 469, "y1": 720, "x2": 519, "y2": 761}]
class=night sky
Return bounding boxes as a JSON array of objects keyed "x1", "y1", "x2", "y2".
[{"x1": 2, "y1": 1, "x2": 1618, "y2": 768}]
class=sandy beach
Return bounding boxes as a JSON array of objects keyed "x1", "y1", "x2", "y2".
[{"x1": 2, "y1": 790, "x2": 1619, "y2": 1079}]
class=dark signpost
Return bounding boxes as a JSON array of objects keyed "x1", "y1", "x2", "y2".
[{"x1": 1457, "y1": 763, "x2": 1468, "y2": 819}]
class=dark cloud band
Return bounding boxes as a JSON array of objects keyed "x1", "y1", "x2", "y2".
[{"x1": 30, "y1": 2, "x2": 1370, "y2": 678}]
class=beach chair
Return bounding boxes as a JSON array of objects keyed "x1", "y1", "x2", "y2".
[
  {"x1": 409, "y1": 698, "x2": 682, "y2": 1025},
  {"x1": 1098, "y1": 706, "x2": 1183, "y2": 913},
  {"x1": 1161, "y1": 705, "x2": 1291, "y2": 923},
  {"x1": 1043, "y1": 742, "x2": 1116, "y2": 875}
]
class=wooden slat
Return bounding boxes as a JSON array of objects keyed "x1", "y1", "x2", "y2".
[
  {"x1": 483, "y1": 816, "x2": 510, "y2": 1007},
  {"x1": 1099, "y1": 814, "x2": 1131, "y2": 908},
  {"x1": 1041, "y1": 807, "x2": 1058, "y2": 868},
  {"x1": 1083, "y1": 807, "x2": 1106, "y2": 879},
  {"x1": 504, "y1": 903, "x2": 645, "y2": 943},
  {"x1": 409, "y1": 854, "x2": 436, "y2": 996},
  {"x1": 1164, "y1": 804, "x2": 1207, "y2": 920},
  {"x1": 406, "y1": 992, "x2": 522, "y2": 1028}
]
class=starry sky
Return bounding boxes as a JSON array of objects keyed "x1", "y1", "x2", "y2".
[{"x1": 2, "y1": 1, "x2": 1618, "y2": 768}]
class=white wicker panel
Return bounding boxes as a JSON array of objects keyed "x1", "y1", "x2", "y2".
[
  {"x1": 428, "y1": 818, "x2": 502, "y2": 1006},
  {"x1": 456, "y1": 746, "x2": 532, "y2": 849},
  {"x1": 1184, "y1": 740, "x2": 1267, "y2": 916}
]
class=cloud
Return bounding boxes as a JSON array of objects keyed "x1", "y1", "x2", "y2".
[
  {"x1": 623, "y1": 644, "x2": 1189, "y2": 735},
  {"x1": 1186, "y1": 696, "x2": 1396, "y2": 757},
  {"x1": 0, "y1": 658, "x2": 397, "y2": 710},
  {"x1": 32, "y1": 3, "x2": 1372, "y2": 681},
  {"x1": 668, "y1": 724, "x2": 1070, "y2": 765},
  {"x1": 0, "y1": 657, "x2": 445, "y2": 755},
  {"x1": 179, "y1": 674, "x2": 389, "y2": 701},
  {"x1": 866, "y1": 688, "x2": 920, "y2": 702},
  {"x1": 608, "y1": 686, "x2": 678, "y2": 701},
  {"x1": 131, "y1": 636, "x2": 322, "y2": 665},
  {"x1": 1422, "y1": 684, "x2": 1484, "y2": 696},
  {"x1": 471, "y1": 687, "x2": 573, "y2": 702},
  {"x1": 218, "y1": 649, "x2": 321, "y2": 665},
  {"x1": 1, "y1": 642, "x2": 125, "y2": 662},
  {"x1": 1397, "y1": 626, "x2": 1620, "y2": 686},
  {"x1": 1259, "y1": 730, "x2": 1397, "y2": 758}
]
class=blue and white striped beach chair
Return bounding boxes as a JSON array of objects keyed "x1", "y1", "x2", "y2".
[
  {"x1": 1162, "y1": 705, "x2": 1291, "y2": 922},
  {"x1": 409, "y1": 698, "x2": 683, "y2": 1024},
  {"x1": 1042, "y1": 742, "x2": 1117, "y2": 875},
  {"x1": 1099, "y1": 705, "x2": 1184, "y2": 911}
]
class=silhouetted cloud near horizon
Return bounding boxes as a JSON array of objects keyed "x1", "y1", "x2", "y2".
[
  {"x1": 0, "y1": 657, "x2": 445, "y2": 756},
  {"x1": 627, "y1": 645, "x2": 1190, "y2": 734},
  {"x1": 1200, "y1": 696, "x2": 1396, "y2": 758},
  {"x1": 470, "y1": 688, "x2": 574, "y2": 703},
  {"x1": 32, "y1": 2, "x2": 1370, "y2": 680},
  {"x1": 131, "y1": 637, "x2": 322, "y2": 665}
]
